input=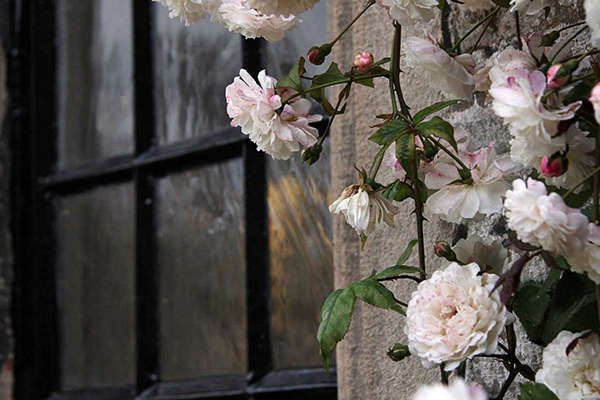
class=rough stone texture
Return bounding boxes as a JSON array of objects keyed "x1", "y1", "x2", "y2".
[{"x1": 328, "y1": 1, "x2": 585, "y2": 399}]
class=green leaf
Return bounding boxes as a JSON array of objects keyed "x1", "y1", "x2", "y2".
[
  {"x1": 562, "y1": 81, "x2": 592, "y2": 106},
  {"x1": 383, "y1": 180, "x2": 413, "y2": 202},
  {"x1": 374, "y1": 57, "x2": 391, "y2": 67},
  {"x1": 360, "y1": 233, "x2": 368, "y2": 250},
  {"x1": 416, "y1": 117, "x2": 457, "y2": 151},
  {"x1": 396, "y1": 133, "x2": 416, "y2": 172},
  {"x1": 368, "y1": 120, "x2": 408, "y2": 146},
  {"x1": 519, "y1": 383, "x2": 559, "y2": 400},
  {"x1": 351, "y1": 278, "x2": 405, "y2": 315},
  {"x1": 413, "y1": 100, "x2": 462, "y2": 124},
  {"x1": 312, "y1": 62, "x2": 346, "y2": 88},
  {"x1": 375, "y1": 265, "x2": 423, "y2": 281},
  {"x1": 277, "y1": 57, "x2": 306, "y2": 94},
  {"x1": 317, "y1": 287, "x2": 356, "y2": 373},
  {"x1": 542, "y1": 271, "x2": 600, "y2": 344},
  {"x1": 513, "y1": 282, "x2": 552, "y2": 344},
  {"x1": 397, "y1": 239, "x2": 419, "y2": 266},
  {"x1": 355, "y1": 76, "x2": 375, "y2": 88}
]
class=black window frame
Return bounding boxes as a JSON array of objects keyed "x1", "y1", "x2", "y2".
[{"x1": 7, "y1": 1, "x2": 336, "y2": 399}]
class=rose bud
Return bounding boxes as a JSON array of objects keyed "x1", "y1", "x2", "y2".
[
  {"x1": 353, "y1": 52, "x2": 374, "y2": 74},
  {"x1": 301, "y1": 143, "x2": 323, "y2": 166},
  {"x1": 541, "y1": 153, "x2": 569, "y2": 178},
  {"x1": 387, "y1": 343, "x2": 411, "y2": 362},
  {"x1": 547, "y1": 64, "x2": 570, "y2": 89},
  {"x1": 307, "y1": 44, "x2": 332, "y2": 66},
  {"x1": 434, "y1": 241, "x2": 457, "y2": 262}
]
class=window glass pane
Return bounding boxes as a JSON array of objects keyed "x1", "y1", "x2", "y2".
[
  {"x1": 157, "y1": 159, "x2": 247, "y2": 380},
  {"x1": 269, "y1": 145, "x2": 334, "y2": 370},
  {"x1": 265, "y1": 0, "x2": 329, "y2": 78},
  {"x1": 57, "y1": 0, "x2": 134, "y2": 168},
  {"x1": 153, "y1": 5, "x2": 242, "y2": 144},
  {"x1": 57, "y1": 183, "x2": 135, "y2": 391}
]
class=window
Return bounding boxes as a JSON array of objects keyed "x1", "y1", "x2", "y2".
[{"x1": 9, "y1": 1, "x2": 335, "y2": 399}]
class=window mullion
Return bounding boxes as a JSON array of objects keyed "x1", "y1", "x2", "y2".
[{"x1": 133, "y1": 0, "x2": 159, "y2": 393}]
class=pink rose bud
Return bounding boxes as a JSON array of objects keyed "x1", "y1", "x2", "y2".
[
  {"x1": 541, "y1": 153, "x2": 569, "y2": 178},
  {"x1": 591, "y1": 82, "x2": 600, "y2": 124},
  {"x1": 434, "y1": 241, "x2": 457, "y2": 262},
  {"x1": 353, "y1": 52, "x2": 374, "y2": 74},
  {"x1": 547, "y1": 64, "x2": 569, "y2": 89},
  {"x1": 308, "y1": 48, "x2": 321, "y2": 65}
]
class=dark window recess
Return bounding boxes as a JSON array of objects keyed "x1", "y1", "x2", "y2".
[{"x1": 8, "y1": 1, "x2": 335, "y2": 400}]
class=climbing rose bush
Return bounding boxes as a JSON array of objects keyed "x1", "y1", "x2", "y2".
[{"x1": 154, "y1": 0, "x2": 600, "y2": 398}]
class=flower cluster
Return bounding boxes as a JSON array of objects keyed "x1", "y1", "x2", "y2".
[
  {"x1": 155, "y1": 0, "x2": 600, "y2": 398},
  {"x1": 153, "y1": 0, "x2": 302, "y2": 41}
]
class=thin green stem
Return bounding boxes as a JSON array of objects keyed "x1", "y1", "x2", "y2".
[
  {"x1": 329, "y1": 0, "x2": 376, "y2": 47},
  {"x1": 448, "y1": 6, "x2": 501, "y2": 54},
  {"x1": 440, "y1": 365, "x2": 449, "y2": 385},
  {"x1": 427, "y1": 136, "x2": 472, "y2": 178},
  {"x1": 557, "y1": 20, "x2": 586, "y2": 33},
  {"x1": 559, "y1": 48, "x2": 600, "y2": 65},
  {"x1": 470, "y1": 10, "x2": 498, "y2": 53},
  {"x1": 389, "y1": 29, "x2": 400, "y2": 117},
  {"x1": 368, "y1": 150, "x2": 385, "y2": 179},
  {"x1": 392, "y1": 23, "x2": 411, "y2": 119},
  {"x1": 543, "y1": 72, "x2": 596, "y2": 102},
  {"x1": 515, "y1": 11, "x2": 522, "y2": 51},
  {"x1": 281, "y1": 72, "x2": 388, "y2": 105},
  {"x1": 562, "y1": 164, "x2": 600, "y2": 199},
  {"x1": 412, "y1": 152, "x2": 427, "y2": 281},
  {"x1": 494, "y1": 368, "x2": 519, "y2": 400},
  {"x1": 550, "y1": 25, "x2": 588, "y2": 64},
  {"x1": 317, "y1": 85, "x2": 350, "y2": 147}
]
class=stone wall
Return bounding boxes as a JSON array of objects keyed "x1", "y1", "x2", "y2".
[{"x1": 328, "y1": 1, "x2": 585, "y2": 399}]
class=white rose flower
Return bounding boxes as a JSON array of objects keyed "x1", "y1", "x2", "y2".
[
  {"x1": 329, "y1": 184, "x2": 398, "y2": 236},
  {"x1": 406, "y1": 262, "x2": 510, "y2": 371},
  {"x1": 425, "y1": 143, "x2": 518, "y2": 223},
  {"x1": 565, "y1": 223, "x2": 600, "y2": 284},
  {"x1": 489, "y1": 69, "x2": 580, "y2": 167},
  {"x1": 585, "y1": 0, "x2": 600, "y2": 48},
  {"x1": 504, "y1": 178, "x2": 589, "y2": 255},
  {"x1": 413, "y1": 379, "x2": 488, "y2": 400},
  {"x1": 591, "y1": 83, "x2": 600, "y2": 124},
  {"x1": 377, "y1": 0, "x2": 439, "y2": 25},
  {"x1": 245, "y1": 0, "x2": 320, "y2": 17},
  {"x1": 213, "y1": 0, "x2": 299, "y2": 42},
  {"x1": 153, "y1": 0, "x2": 218, "y2": 26},
  {"x1": 226, "y1": 69, "x2": 322, "y2": 160},
  {"x1": 536, "y1": 331, "x2": 600, "y2": 400},
  {"x1": 545, "y1": 127, "x2": 595, "y2": 193},
  {"x1": 450, "y1": 235, "x2": 508, "y2": 275},
  {"x1": 474, "y1": 46, "x2": 537, "y2": 92},
  {"x1": 404, "y1": 36, "x2": 475, "y2": 100},
  {"x1": 510, "y1": 0, "x2": 551, "y2": 15}
]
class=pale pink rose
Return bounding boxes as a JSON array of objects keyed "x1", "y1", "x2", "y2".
[
  {"x1": 376, "y1": 0, "x2": 438, "y2": 26},
  {"x1": 413, "y1": 379, "x2": 488, "y2": 400},
  {"x1": 566, "y1": 223, "x2": 600, "y2": 284},
  {"x1": 504, "y1": 178, "x2": 589, "y2": 255},
  {"x1": 474, "y1": 45, "x2": 537, "y2": 92},
  {"x1": 213, "y1": 0, "x2": 299, "y2": 42},
  {"x1": 591, "y1": 82, "x2": 600, "y2": 125},
  {"x1": 406, "y1": 263, "x2": 510, "y2": 371},
  {"x1": 245, "y1": 0, "x2": 320, "y2": 17},
  {"x1": 226, "y1": 69, "x2": 321, "y2": 160},
  {"x1": 404, "y1": 36, "x2": 475, "y2": 100},
  {"x1": 153, "y1": 0, "x2": 219, "y2": 25},
  {"x1": 585, "y1": 0, "x2": 600, "y2": 48},
  {"x1": 536, "y1": 331, "x2": 600, "y2": 400},
  {"x1": 329, "y1": 184, "x2": 398, "y2": 236},
  {"x1": 489, "y1": 69, "x2": 581, "y2": 167},
  {"x1": 425, "y1": 142, "x2": 518, "y2": 223}
]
